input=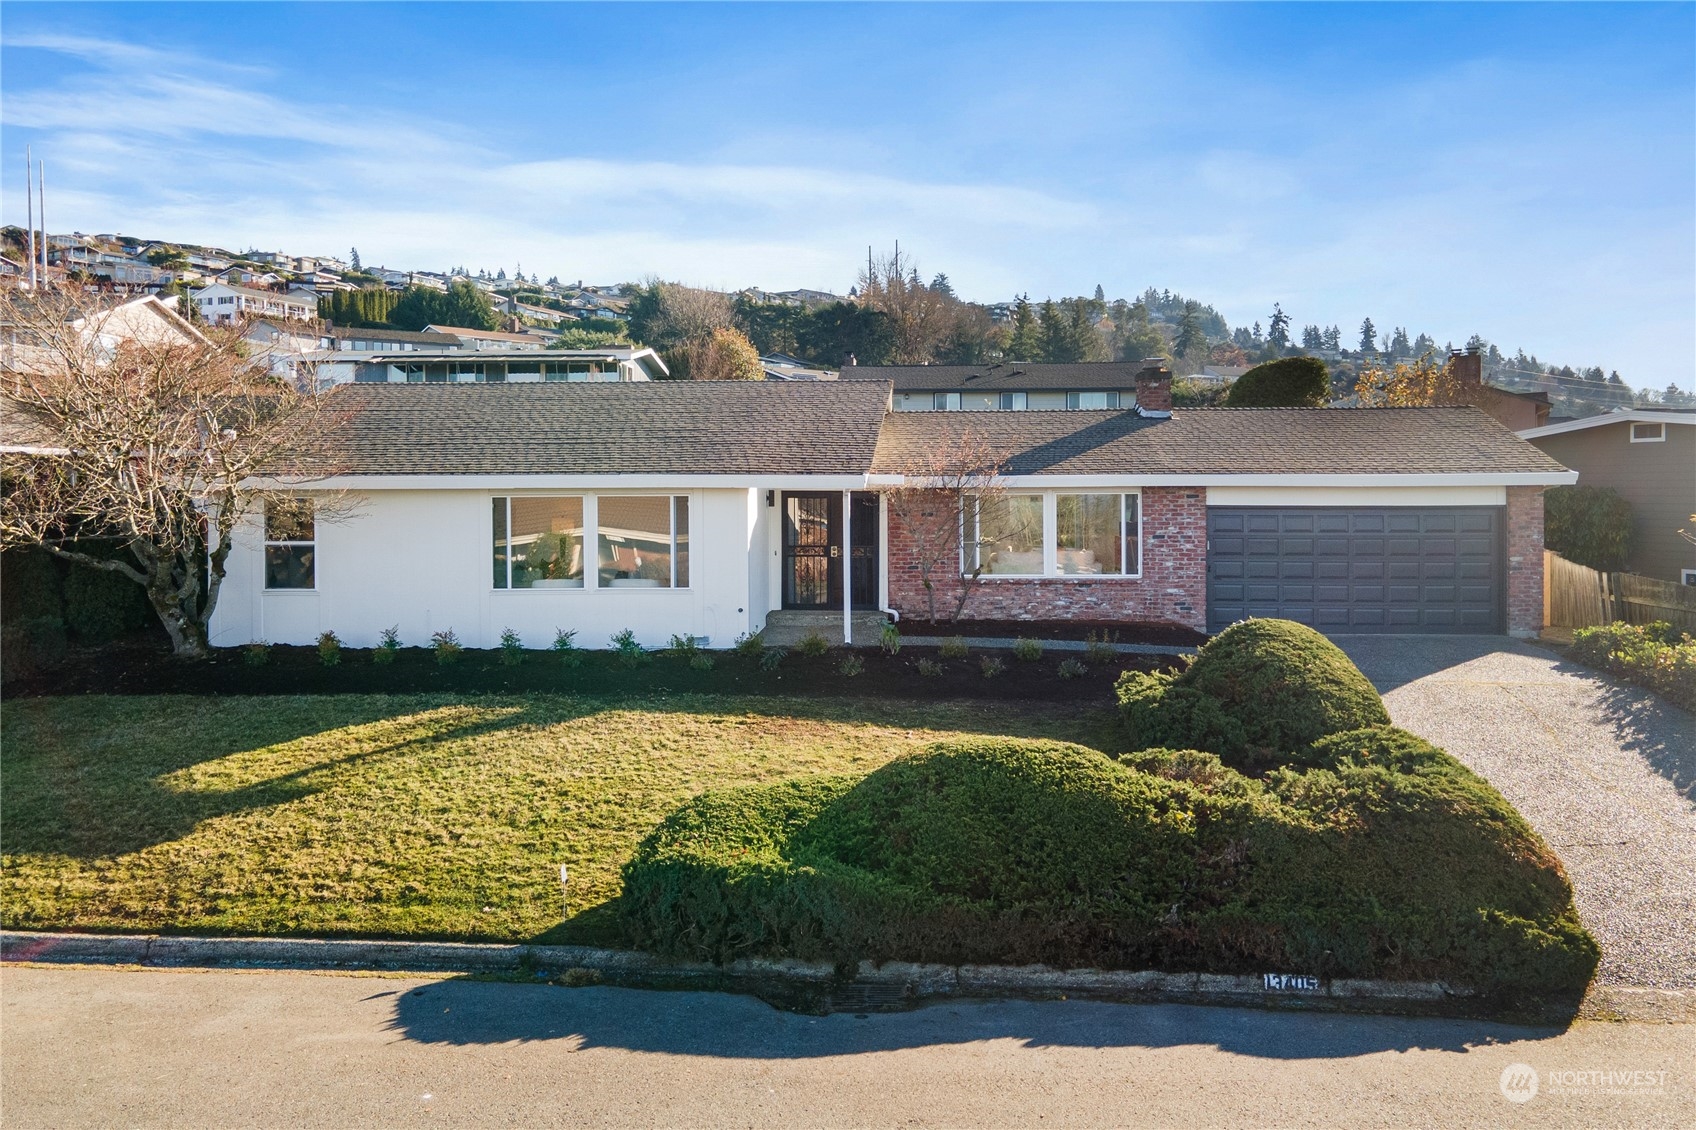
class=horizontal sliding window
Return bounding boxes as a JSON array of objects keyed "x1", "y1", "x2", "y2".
[
  {"x1": 1066, "y1": 391, "x2": 1120, "y2": 409},
  {"x1": 599, "y1": 496, "x2": 689, "y2": 588},
  {"x1": 492, "y1": 496, "x2": 586, "y2": 589}
]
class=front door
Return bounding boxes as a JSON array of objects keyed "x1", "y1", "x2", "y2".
[{"x1": 782, "y1": 492, "x2": 880, "y2": 611}]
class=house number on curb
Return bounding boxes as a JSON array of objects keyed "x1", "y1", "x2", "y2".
[{"x1": 1262, "y1": 973, "x2": 1321, "y2": 992}]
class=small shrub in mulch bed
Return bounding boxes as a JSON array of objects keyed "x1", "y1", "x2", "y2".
[{"x1": 1, "y1": 636, "x2": 1176, "y2": 704}]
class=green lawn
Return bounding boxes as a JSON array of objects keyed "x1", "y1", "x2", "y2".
[{"x1": 0, "y1": 694, "x2": 1115, "y2": 946}]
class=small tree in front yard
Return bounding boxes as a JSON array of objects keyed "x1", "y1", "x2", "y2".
[
  {"x1": 0, "y1": 286, "x2": 350, "y2": 658},
  {"x1": 881, "y1": 428, "x2": 1010, "y2": 622}
]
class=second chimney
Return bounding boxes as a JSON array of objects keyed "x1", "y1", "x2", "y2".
[{"x1": 1134, "y1": 366, "x2": 1173, "y2": 417}]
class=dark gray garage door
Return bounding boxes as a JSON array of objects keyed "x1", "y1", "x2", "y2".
[{"x1": 1207, "y1": 508, "x2": 1502, "y2": 634}]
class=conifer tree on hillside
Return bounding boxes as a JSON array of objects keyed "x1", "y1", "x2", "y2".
[
  {"x1": 1266, "y1": 303, "x2": 1291, "y2": 350},
  {"x1": 349, "y1": 248, "x2": 361, "y2": 271},
  {"x1": 1358, "y1": 317, "x2": 1377, "y2": 353},
  {"x1": 1174, "y1": 301, "x2": 1206, "y2": 358},
  {"x1": 1005, "y1": 295, "x2": 1040, "y2": 360}
]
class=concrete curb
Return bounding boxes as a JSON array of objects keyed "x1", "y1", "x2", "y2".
[{"x1": 2, "y1": 930, "x2": 1511, "y2": 1018}]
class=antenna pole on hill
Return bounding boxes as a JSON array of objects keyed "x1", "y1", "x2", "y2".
[{"x1": 24, "y1": 146, "x2": 36, "y2": 288}]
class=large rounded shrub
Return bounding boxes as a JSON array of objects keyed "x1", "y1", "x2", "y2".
[
  {"x1": 1223, "y1": 357, "x2": 1332, "y2": 407},
  {"x1": 620, "y1": 736, "x2": 1598, "y2": 996},
  {"x1": 1117, "y1": 619, "x2": 1389, "y2": 763}
]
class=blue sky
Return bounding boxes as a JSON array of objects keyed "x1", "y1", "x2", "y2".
[{"x1": 3, "y1": 2, "x2": 1692, "y2": 386}]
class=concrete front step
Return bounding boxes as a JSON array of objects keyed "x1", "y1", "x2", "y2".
[{"x1": 760, "y1": 610, "x2": 890, "y2": 647}]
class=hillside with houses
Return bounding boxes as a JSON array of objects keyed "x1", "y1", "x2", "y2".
[{"x1": 2, "y1": 225, "x2": 1686, "y2": 419}]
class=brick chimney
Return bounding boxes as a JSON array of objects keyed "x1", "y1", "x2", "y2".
[
  {"x1": 1449, "y1": 347, "x2": 1483, "y2": 391},
  {"x1": 1134, "y1": 366, "x2": 1173, "y2": 417}
]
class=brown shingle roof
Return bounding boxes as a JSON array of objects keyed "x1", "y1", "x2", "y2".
[
  {"x1": 322, "y1": 380, "x2": 892, "y2": 475},
  {"x1": 870, "y1": 407, "x2": 1573, "y2": 477},
  {"x1": 844, "y1": 361, "x2": 1164, "y2": 391}
]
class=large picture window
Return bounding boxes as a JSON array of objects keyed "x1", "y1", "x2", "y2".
[
  {"x1": 970, "y1": 495, "x2": 1043, "y2": 575},
  {"x1": 264, "y1": 498, "x2": 315, "y2": 590},
  {"x1": 493, "y1": 496, "x2": 585, "y2": 588},
  {"x1": 966, "y1": 492, "x2": 1141, "y2": 578},
  {"x1": 599, "y1": 496, "x2": 689, "y2": 588}
]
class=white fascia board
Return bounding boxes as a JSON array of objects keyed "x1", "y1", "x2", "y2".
[
  {"x1": 990, "y1": 472, "x2": 1577, "y2": 488},
  {"x1": 245, "y1": 473, "x2": 877, "y2": 491},
  {"x1": 1518, "y1": 410, "x2": 1696, "y2": 439}
]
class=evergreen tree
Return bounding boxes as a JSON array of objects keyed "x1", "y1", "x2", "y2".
[
  {"x1": 1117, "y1": 300, "x2": 1167, "y2": 363},
  {"x1": 1266, "y1": 303, "x2": 1291, "y2": 350},
  {"x1": 1389, "y1": 326, "x2": 1411, "y2": 356},
  {"x1": 350, "y1": 247, "x2": 361, "y2": 271},
  {"x1": 1251, "y1": 321, "x2": 1263, "y2": 344},
  {"x1": 1413, "y1": 332, "x2": 1437, "y2": 355},
  {"x1": 1301, "y1": 324, "x2": 1324, "y2": 350},
  {"x1": 1174, "y1": 301, "x2": 1206, "y2": 358},
  {"x1": 1322, "y1": 325, "x2": 1342, "y2": 351},
  {"x1": 1358, "y1": 317, "x2": 1377, "y2": 352},
  {"x1": 1037, "y1": 300, "x2": 1075, "y2": 362},
  {"x1": 1005, "y1": 295, "x2": 1040, "y2": 360},
  {"x1": 929, "y1": 273, "x2": 956, "y2": 299}
]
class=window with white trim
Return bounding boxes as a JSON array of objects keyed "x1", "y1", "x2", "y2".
[
  {"x1": 264, "y1": 498, "x2": 315, "y2": 589},
  {"x1": 966, "y1": 492, "x2": 1142, "y2": 578},
  {"x1": 1682, "y1": 569, "x2": 1696, "y2": 587},
  {"x1": 997, "y1": 392, "x2": 1028, "y2": 410},
  {"x1": 1630, "y1": 421, "x2": 1666, "y2": 442},
  {"x1": 933, "y1": 391, "x2": 962, "y2": 411},
  {"x1": 968, "y1": 495, "x2": 1043, "y2": 575},
  {"x1": 493, "y1": 496, "x2": 585, "y2": 588},
  {"x1": 1066, "y1": 391, "x2": 1119, "y2": 409},
  {"x1": 599, "y1": 496, "x2": 689, "y2": 588},
  {"x1": 1056, "y1": 493, "x2": 1140, "y2": 576}
]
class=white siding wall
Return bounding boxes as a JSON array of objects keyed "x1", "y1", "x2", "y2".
[{"x1": 210, "y1": 488, "x2": 760, "y2": 651}]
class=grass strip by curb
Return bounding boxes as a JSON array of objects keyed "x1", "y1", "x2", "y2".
[{"x1": 0, "y1": 929, "x2": 1614, "y2": 1023}]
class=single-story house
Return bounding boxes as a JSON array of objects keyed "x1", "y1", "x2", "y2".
[
  {"x1": 848, "y1": 360, "x2": 1171, "y2": 412},
  {"x1": 1518, "y1": 408, "x2": 1696, "y2": 584},
  {"x1": 308, "y1": 345, "x2": 668, "y2": 386},
  {"x1": 211, "y1": 373, "x2": 1575, "y2": 651}
]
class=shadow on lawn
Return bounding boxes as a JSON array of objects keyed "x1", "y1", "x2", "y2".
[
  {"x1": 381, "y1": 977, "x2": 1567, "y2": 1060},
  {"x1": 0, "y1": 694, "x2": 1123, "y2": 861},
  {"x1": 0, "y1": 698, "x2": 586, "y2": 858}
]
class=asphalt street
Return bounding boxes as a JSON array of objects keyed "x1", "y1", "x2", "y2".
[{"x1": 3, "y1": 966, "x2": 1692, "y2": 1129}]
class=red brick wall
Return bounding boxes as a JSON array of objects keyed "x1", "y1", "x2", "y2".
[
  {"x1": 1505, "y1": 485, "x2": 1546, "y2": 637},
  {"x1": 885, "y1": 487, "x2": 1208, "y2": 630}
]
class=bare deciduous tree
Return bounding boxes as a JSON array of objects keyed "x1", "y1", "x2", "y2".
[
  {"x1": 881, "y1": 428, "x2": 1010, "y2": 623},
  {"x1": 1, "y1": 286, "x2": 350, "y2": 658},
  {"x1": 857, "y1": 246, "x2": 959, "y2": 365}
]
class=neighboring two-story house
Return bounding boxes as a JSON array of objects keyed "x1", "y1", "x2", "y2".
[
  {"x1": 193, "y1": 283, "x2": 316, "y2": 325},
  {"x1": 1519, "y1": 408, "x2": 1696, "y2": 583},
  {"x1": 848, "y1": 361, "x2": 1170, "y2": 412}
]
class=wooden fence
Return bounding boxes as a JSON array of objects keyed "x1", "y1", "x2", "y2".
[{"x1": 1544, "y1": 551, "x2": 1696, "y2": 633}]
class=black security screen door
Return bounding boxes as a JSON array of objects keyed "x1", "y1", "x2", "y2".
[
  {"x1": 783, "y1": 493, "x2": 839, "y2": 609},
  {"x1": 782, "y1": 492, "x2": 881, "y2": 611}
]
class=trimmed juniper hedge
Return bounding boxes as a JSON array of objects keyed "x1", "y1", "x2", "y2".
[
  {"x1": 1116, "y1": 619, "x2": 1389, "y2": 766},
  {"x1": 620, "y1": 733, "x2": 1596, "y2": 996},
  {"x1": 621, "y1": 618, "x2": 1597, "y2": 998}
]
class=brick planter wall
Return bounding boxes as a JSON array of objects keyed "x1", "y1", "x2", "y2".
[
  {"x1": 1505, "y1": 485, "x2": 1546, "y2": 637},
  {"x1": 885, "y1": 487, "x2": 1208, "y2": 631}
]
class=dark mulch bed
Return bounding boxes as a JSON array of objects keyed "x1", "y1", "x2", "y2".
[
  {"x1": 896, "y1": 618, "x2": 1208, "y2": 646},
  {"x1": 1, "y1": 636, "x2": 1181, "y2": 702}
]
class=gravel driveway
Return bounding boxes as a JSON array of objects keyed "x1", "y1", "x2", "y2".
[{"x1": 1338, "y1": 636, "x2": 1696, "y2": 991}]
